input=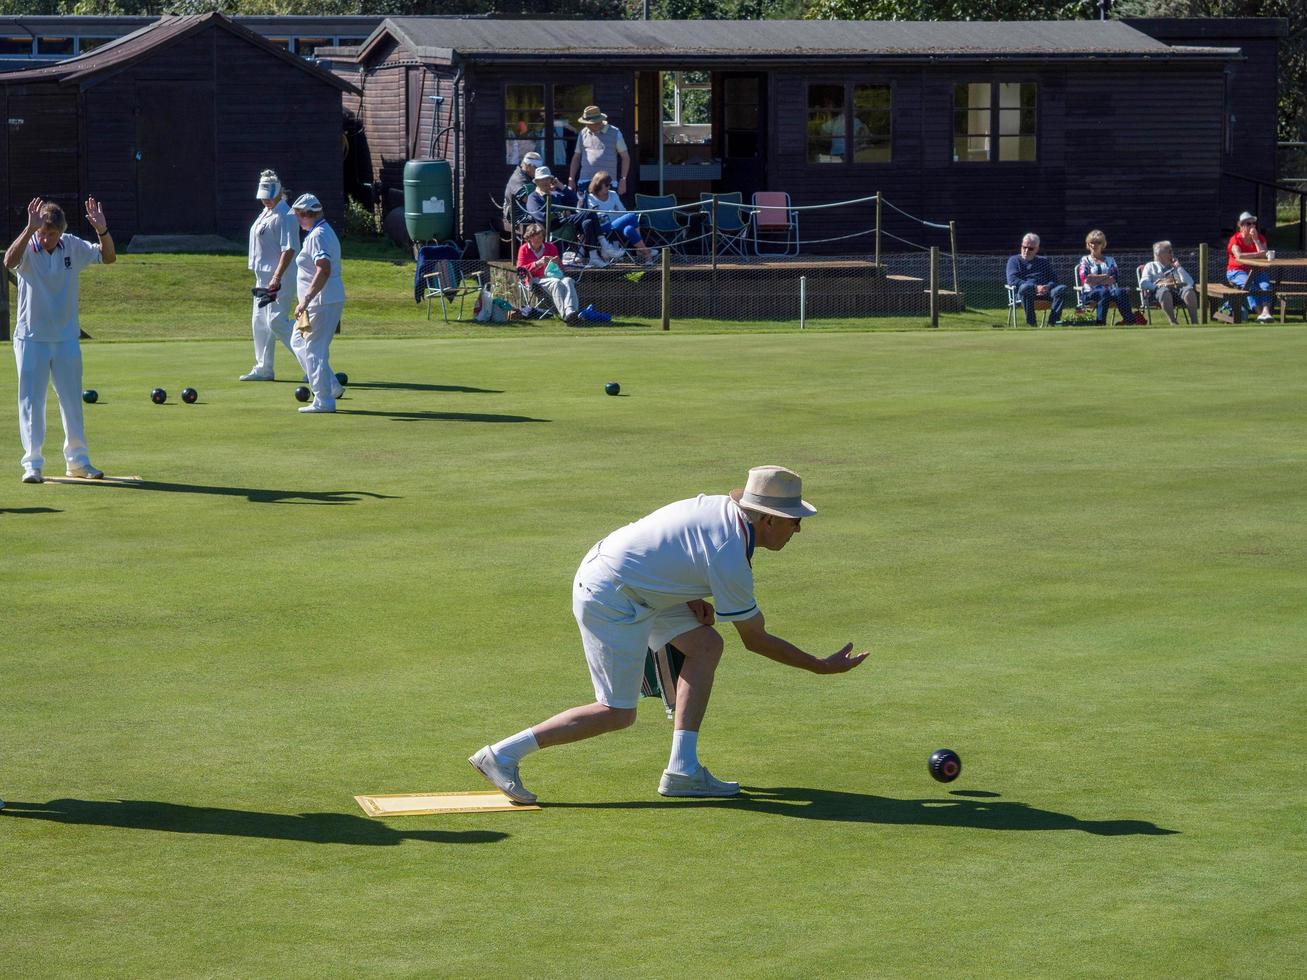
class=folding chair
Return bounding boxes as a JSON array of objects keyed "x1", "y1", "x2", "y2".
[
  {"x1": 634, "y1": 193, "x2": 688, "y2": 256},
  {"x1": 415, "y1": 243, "x2": 484, "y2": 322},
  {"x1": 1074, "y1": 265, "x2": 1123, "y2": 325},
  {"x1": 1135, "y1": 263, "x2": 1193, "y2": 325},
  {"x1": 1005, "y1": 283, "x2": 1050, "y2": 327},
  {"x1": 513, "y1": 269, "x2": 554, "y2": 319},
  {"x1": 699, "y1": 192, "x2": 751, "y2": 258},
  {"x1": 751, "y1": 191, "x2": 799, "y2": 257}
]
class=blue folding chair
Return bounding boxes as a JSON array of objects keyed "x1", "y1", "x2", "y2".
[
  {"x1": 699, "y1": 192, "x2": 752, "y2": 258},
  {"x1": 634, "y1": 193, "x2": 688, "y2": 256}
]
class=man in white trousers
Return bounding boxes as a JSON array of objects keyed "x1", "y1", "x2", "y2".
[
  {"x1": 289, "y1": 193, "x2": 345, "y2": 414},
  {"x1": 471, "y1": 465, "x2": 869, "y2": 803},
  {"x1": 6, "y1": 197, "x2": 115, "y2": 483},
  {"x1": 240, "y1": 170, "x2": 299, "y2": 382}
]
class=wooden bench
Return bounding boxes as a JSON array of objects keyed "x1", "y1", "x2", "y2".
[
  {"x1": 1204, "y1": 283, "x2": 1247, "y2": 323},
  {"x1": 1278, "y1": 290, "x2": 1307, "y2": 323}
]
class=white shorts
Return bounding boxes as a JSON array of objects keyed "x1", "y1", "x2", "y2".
[{"x1": 573, "y1": 547, "x2": 704, "y2": 709}]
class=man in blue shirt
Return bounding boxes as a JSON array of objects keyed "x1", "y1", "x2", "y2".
[
  {"x1": 1006, "y1": 233, "x2": 1068, "y2": 327},
  {"x1": 524, "y1": 167, "x2": 604, "y2": 268}
]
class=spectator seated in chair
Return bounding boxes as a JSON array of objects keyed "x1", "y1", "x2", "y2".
[
  {"x1": 1006, "y1": 232, "x2": 1068, "y2": 326},
  {"x1": 581, "y1": 171, "x2": 659, "y2": 267},
  {"x1": 525, "y1": 166, "x2": 605, "y2": 268},
  {"x1": 1139, "y1": 240, "x2": 1198, "y2": 325},
  {"x1": 516, "y1": 222, "x2": 580, "y2": 324},
  {"x1": 1077, "y1": 229, "x2": 1141, "y2": 325},
  {"x1": 1226, "y1": 211, "x2": 1275, "y2": 322},
  {"x1": 502, "y1": 150, "x2": 542, "y2": 234}
]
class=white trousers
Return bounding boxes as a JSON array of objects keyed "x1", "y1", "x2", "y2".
[
  {"x1": 537, "y1": 277, "x2": 579, "y2": 319},
  {"x1": 13, "y1": 337, "x2": 90, "y2": 472},
  {"x1": 291, "y1": 302, "x2": 342, "y2": 410},
  {"x1": 251, "y1": 269, "x2": 295, "y2": 376}
]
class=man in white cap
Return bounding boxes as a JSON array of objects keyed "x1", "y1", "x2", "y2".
[
  {"x1": 502, "y1": 150, "x2": 542, "y2": 233},
  {"x1": 471, "y1": 465, "x2": 868, "y2": 803},
  {"x1": 289, "y1": 193, "x2": 345, "y2": 414},
  {"x1": 568, "y1": 105, "x2": 630, "y2": 196},
  {"x1": 5, "y1": 196, "x2": 115, "y2": 484},
  {"x1": 240, "y1": 170, "x2": 300, "y2": 381}
]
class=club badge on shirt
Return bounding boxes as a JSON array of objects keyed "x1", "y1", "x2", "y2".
[{"x1": 64, "y1": 255, "x2": 71, "y2": 268}]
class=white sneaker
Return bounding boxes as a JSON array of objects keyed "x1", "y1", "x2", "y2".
[
  {"x1": 66, "y1": 463, "x2": 104, "y2": 479},
  {"x1": 643, "y1": 248, "x2": 661, "y2": 267},
  {"x1": 332, "y1": 384, "x2": 345, "y2": 399},
  {"x1": 1256, "y1": 312, "x2": 1274, "y2": 322},
  {"x1": 586, "y1": 252, "x2": 609, "y2": 269},
  {"x1": 468, "y1": 745, "x2": 537, "y2": 804},
  {"x1": 239, "y1": 370, "x2": 274, "y2": 381},
  {"x1": 21, "y1": 468, "x2": 42, "y2": 484},
  {"x1": 599, "y1": 237, "x2": 623, "y2": 261},
  {"x1": 298, "y1": 403, "x2": 335, "y2": 414},
  {"x1": 657, "y1": 766, "x2": 740, "y2": 798}
]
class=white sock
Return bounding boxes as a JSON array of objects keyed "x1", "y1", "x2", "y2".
[
  {"x1": 667, "y1": 729, "x2": 700, "y2": 776},
  {"x1": 490, "y1": 728, "x2": 539, "y2": 766}
]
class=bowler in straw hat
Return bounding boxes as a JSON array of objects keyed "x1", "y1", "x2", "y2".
[
  {"x1": 568, "y1": 104, "x2": 631, "y2": 196},
  {"x1": 471, "y1": 466, "x2": 868, "y2": 803}
]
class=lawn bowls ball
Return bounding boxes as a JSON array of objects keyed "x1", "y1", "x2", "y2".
[
  {"x1": 335, "y1": 372, "x2": 349, "y2": 386},
  {"x1": 928, "y1": 749, "x2": 962, "y2": 783},
  {"x1": 605, "y1": 382, "x2": 621, "y2": 396},
  {"x1": 150, "y1": 388, "x2": 167, "y2": 405},
  {"x1": 294, "y1": 386, "x2": 312, "y2": 403},
  {"x1": 82, "y1": 389, "x2": 98, "y2": 404},
  {"x1": 181, "y1": 388, "x2": 198, "y2": 404}
]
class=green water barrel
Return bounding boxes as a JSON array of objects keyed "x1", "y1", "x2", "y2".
[{"x1": 403, "y1": 159, "x2": 454, "y2": 243}]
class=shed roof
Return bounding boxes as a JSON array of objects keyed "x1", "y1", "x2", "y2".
[
  {"x1": 0, "y1": 11, "x2": 358, "y2": 91},
  {"x1": 345, "y1": 17, "x2": 1235, "y2": 65}
]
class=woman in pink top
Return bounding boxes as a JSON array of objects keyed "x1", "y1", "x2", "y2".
[
  {"x1": 1225, "y1": 211, "x2": 1274, "y2": 322},
  {"x1": 516, "y1": 223, "x2": 579, "y2": 323}
]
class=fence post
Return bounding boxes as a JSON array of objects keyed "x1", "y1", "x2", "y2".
[
  {"x1": 948, "y1": 219, "x2": 960, "y2": 300},
  {"x1": 929, "y1": 245, "x2": 940, "y2": 328},
  {"x1": 799, "y1": 275, "x2": 806, "y2": 330},
  {"x1": 710, "y1": 195, "x2": 718, "y2": 272},
  {"x1": 660, "y1": 247, "x2": 671, "y2": 331},
  {"x1": 874, "y1": 193, "x2": 882, "y2": 269},
  {"x1": 1300, "y1": 194, "x2": 1305, "y2": 251},
  {"x1": 1198, "y1": 242, "x2": 1209, "y2": 324},
  {"x1": 544, "y1": 196, "x2": 551, "y2": 242}
]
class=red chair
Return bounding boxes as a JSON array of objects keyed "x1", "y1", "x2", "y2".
[{"x1": 751, "y1": 191, "x2": 799, "y2": 257}]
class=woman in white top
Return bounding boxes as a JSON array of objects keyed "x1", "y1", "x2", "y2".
[
  {"x1": 1139, "y1": 240, "x2": 1198, "y2": 325},
  {"x1": 241, "y1": 170, "x2": 300, "y2": 381},
  {"x1": 583, "y1": 171, "x2": 658, "y2": 266},
  {"x1": 290, "y1": 193, "x2": 345, "y2": 414}
]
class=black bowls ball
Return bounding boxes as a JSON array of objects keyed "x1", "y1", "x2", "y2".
[
  {"x1": 181, "y1": 388, "x2": 198, "y2": 404},
  {"x1": 294, "y1": 386, "x2": 312, "y2": 403},
  {"x1": 150, "y1": 388, "x2": 167, "y2": 404},
  {"x1": 82, "y1": 389, "x2": 98, "y2": 404}
]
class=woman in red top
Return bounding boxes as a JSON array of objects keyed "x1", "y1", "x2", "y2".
[
  {"x1": 516, "y1": 223, "x2": 579, "y2": 323},
  {"x1": 1225, "y1": 211, "x2": 1274, "y2": 322}
]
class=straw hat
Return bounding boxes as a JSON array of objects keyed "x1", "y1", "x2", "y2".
[
  {"x1": 732, "y1": 465, "x2": 817, "y2": 519},
  {"x1": 577, "y1": 105, "x2": 608, "y2": 125}
]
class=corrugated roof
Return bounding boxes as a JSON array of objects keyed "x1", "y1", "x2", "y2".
[
  {"x1": 357, "y1": 17, "x2": 1207, "y2": 63},
  {"x1": 0, "y1": 12, "x2": 358, "y2": 91}
]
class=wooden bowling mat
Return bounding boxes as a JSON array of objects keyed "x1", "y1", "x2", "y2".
[
  {"x1": 354, "y1": 791, "x2": 540, "y2": 817},
  {"x1": 45, "y1": 475, "x2": 144, "y2": 484}
]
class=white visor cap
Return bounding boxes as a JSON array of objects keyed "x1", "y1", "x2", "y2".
[{"x1": 256, "y1": 171, "x2": 281, "y2": 200}]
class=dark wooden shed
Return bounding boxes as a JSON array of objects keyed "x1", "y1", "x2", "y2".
[
  {"x1": 0, "y1": 12, "x2": 358, "y2": 245},
  {"x1": 324, "y1": 17, "x2": 1283, "y2": 252}
]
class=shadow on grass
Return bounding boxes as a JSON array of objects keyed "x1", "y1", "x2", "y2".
[
  {"x1": 344, "y1": 381, "x2": 503, "y2": 394},
  {"x1": 549, "y1": 786, "x2": 1178, "y2": 836},
  {"x1": 0, "y1": 799, "x2": 507, "y2": 846},
  {"x1": 0, "y1": 506, "x2": 63, "y2": 515},
  {"x1": 47, "y1": 480, "x2": 396, "y2": 505},
  {"x1": 336, "y1": 409, "x2": 548, "y2": 424}
]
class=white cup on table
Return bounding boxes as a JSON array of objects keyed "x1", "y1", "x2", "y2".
[{"x1": 1266, "y1": 249, "x2": 1276, "y2": 260}]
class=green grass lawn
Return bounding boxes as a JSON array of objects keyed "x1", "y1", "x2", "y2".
[{"x1": 3, "y1": 329, "x2": 1305, "y2": 976}]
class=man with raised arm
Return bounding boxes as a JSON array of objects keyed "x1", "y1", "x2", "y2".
[
  {"x1": 470, "y1": 465, "x2": 868, "y2": 803},
  {"x1": 6, "y1": 196, "x2": 115, "y2": 484}
]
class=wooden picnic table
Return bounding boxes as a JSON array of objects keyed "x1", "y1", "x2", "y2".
[{"x1": 1238, "y1": 256, "x2": 1307, "y2": 322}]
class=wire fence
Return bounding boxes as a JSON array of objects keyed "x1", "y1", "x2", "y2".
[{"x1": 435, "y1": 245, "x2": 1307, "y2": 327}]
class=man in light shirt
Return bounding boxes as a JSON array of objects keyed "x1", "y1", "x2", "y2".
[
  {"x1": 471, "y1": 465, "x2": 868, "y2": 803},
  {"x1": 5, "y1": 196, "x2": 115, "y2": 484},
  {"x1": 240, "y1": 169, "x2": 299, "y2": 381}
]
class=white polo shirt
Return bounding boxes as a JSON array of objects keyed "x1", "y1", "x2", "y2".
[
  {"x1": 248, "y1": 200, "x2": 299, "y2": 273},
  {"x1": 296, "y1": 219, "x2": 345, "y2": 308},
  {"x1": 14, "y1": 234, "x2": 101, "y2": 343},
  {"x1": 596, "y1": 494, "x2": 759, "y2": 621}
]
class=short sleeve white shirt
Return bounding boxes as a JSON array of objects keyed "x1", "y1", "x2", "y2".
[
  {"x1": 597, "y1": 494, "x2": 759, "y2": 621},
  {"x1": 14, "y1": 234, "x2": 101, "y2": 343},
  {"x1": 588, "y1": 193, "x2": 627, "y2": 215},
  {"x1": 248, "y1": 200, "x2": 299, "y2": 273},
  {"x1": 296, "y1": 219, "x2": 345, "y2": 308}
]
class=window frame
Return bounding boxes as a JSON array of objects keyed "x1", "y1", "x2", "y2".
[
  {"x1": 502, "y1": 81, "x2": 597, "y2": 171},
  {"x1": 803, "y1": 80, "x2": 893, "y2": 168},
  {"x1": 951, "y1": 80, "x2": 1038, "y2": 165}
]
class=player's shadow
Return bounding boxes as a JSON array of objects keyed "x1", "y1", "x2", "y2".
[
  {"x1": 551, "y1": 787, "x2": 1178, "y2": 836},
  {"x1": 336, "y1": 409, "x2": 548, "y2": 424},
  {"x1": 0, "y1": 799, "x2": 507, "y2": 846},
  {"x1": 0, "y1": 506, "x2": 63, "y2": 515},
  {"x1": 47, "y1": 480, "x2": 397, "y2": 506},
  {"x1": 345, "y1": 381, "x2": 503, "y2": 394}
]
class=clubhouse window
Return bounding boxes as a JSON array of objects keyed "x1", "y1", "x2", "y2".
[
  {"x1": 953, "y1": 82, "x2": 1037, "y2": 162},
  {"x1": 807, "y1": 82, "x2": 891, "y2": 165}
]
